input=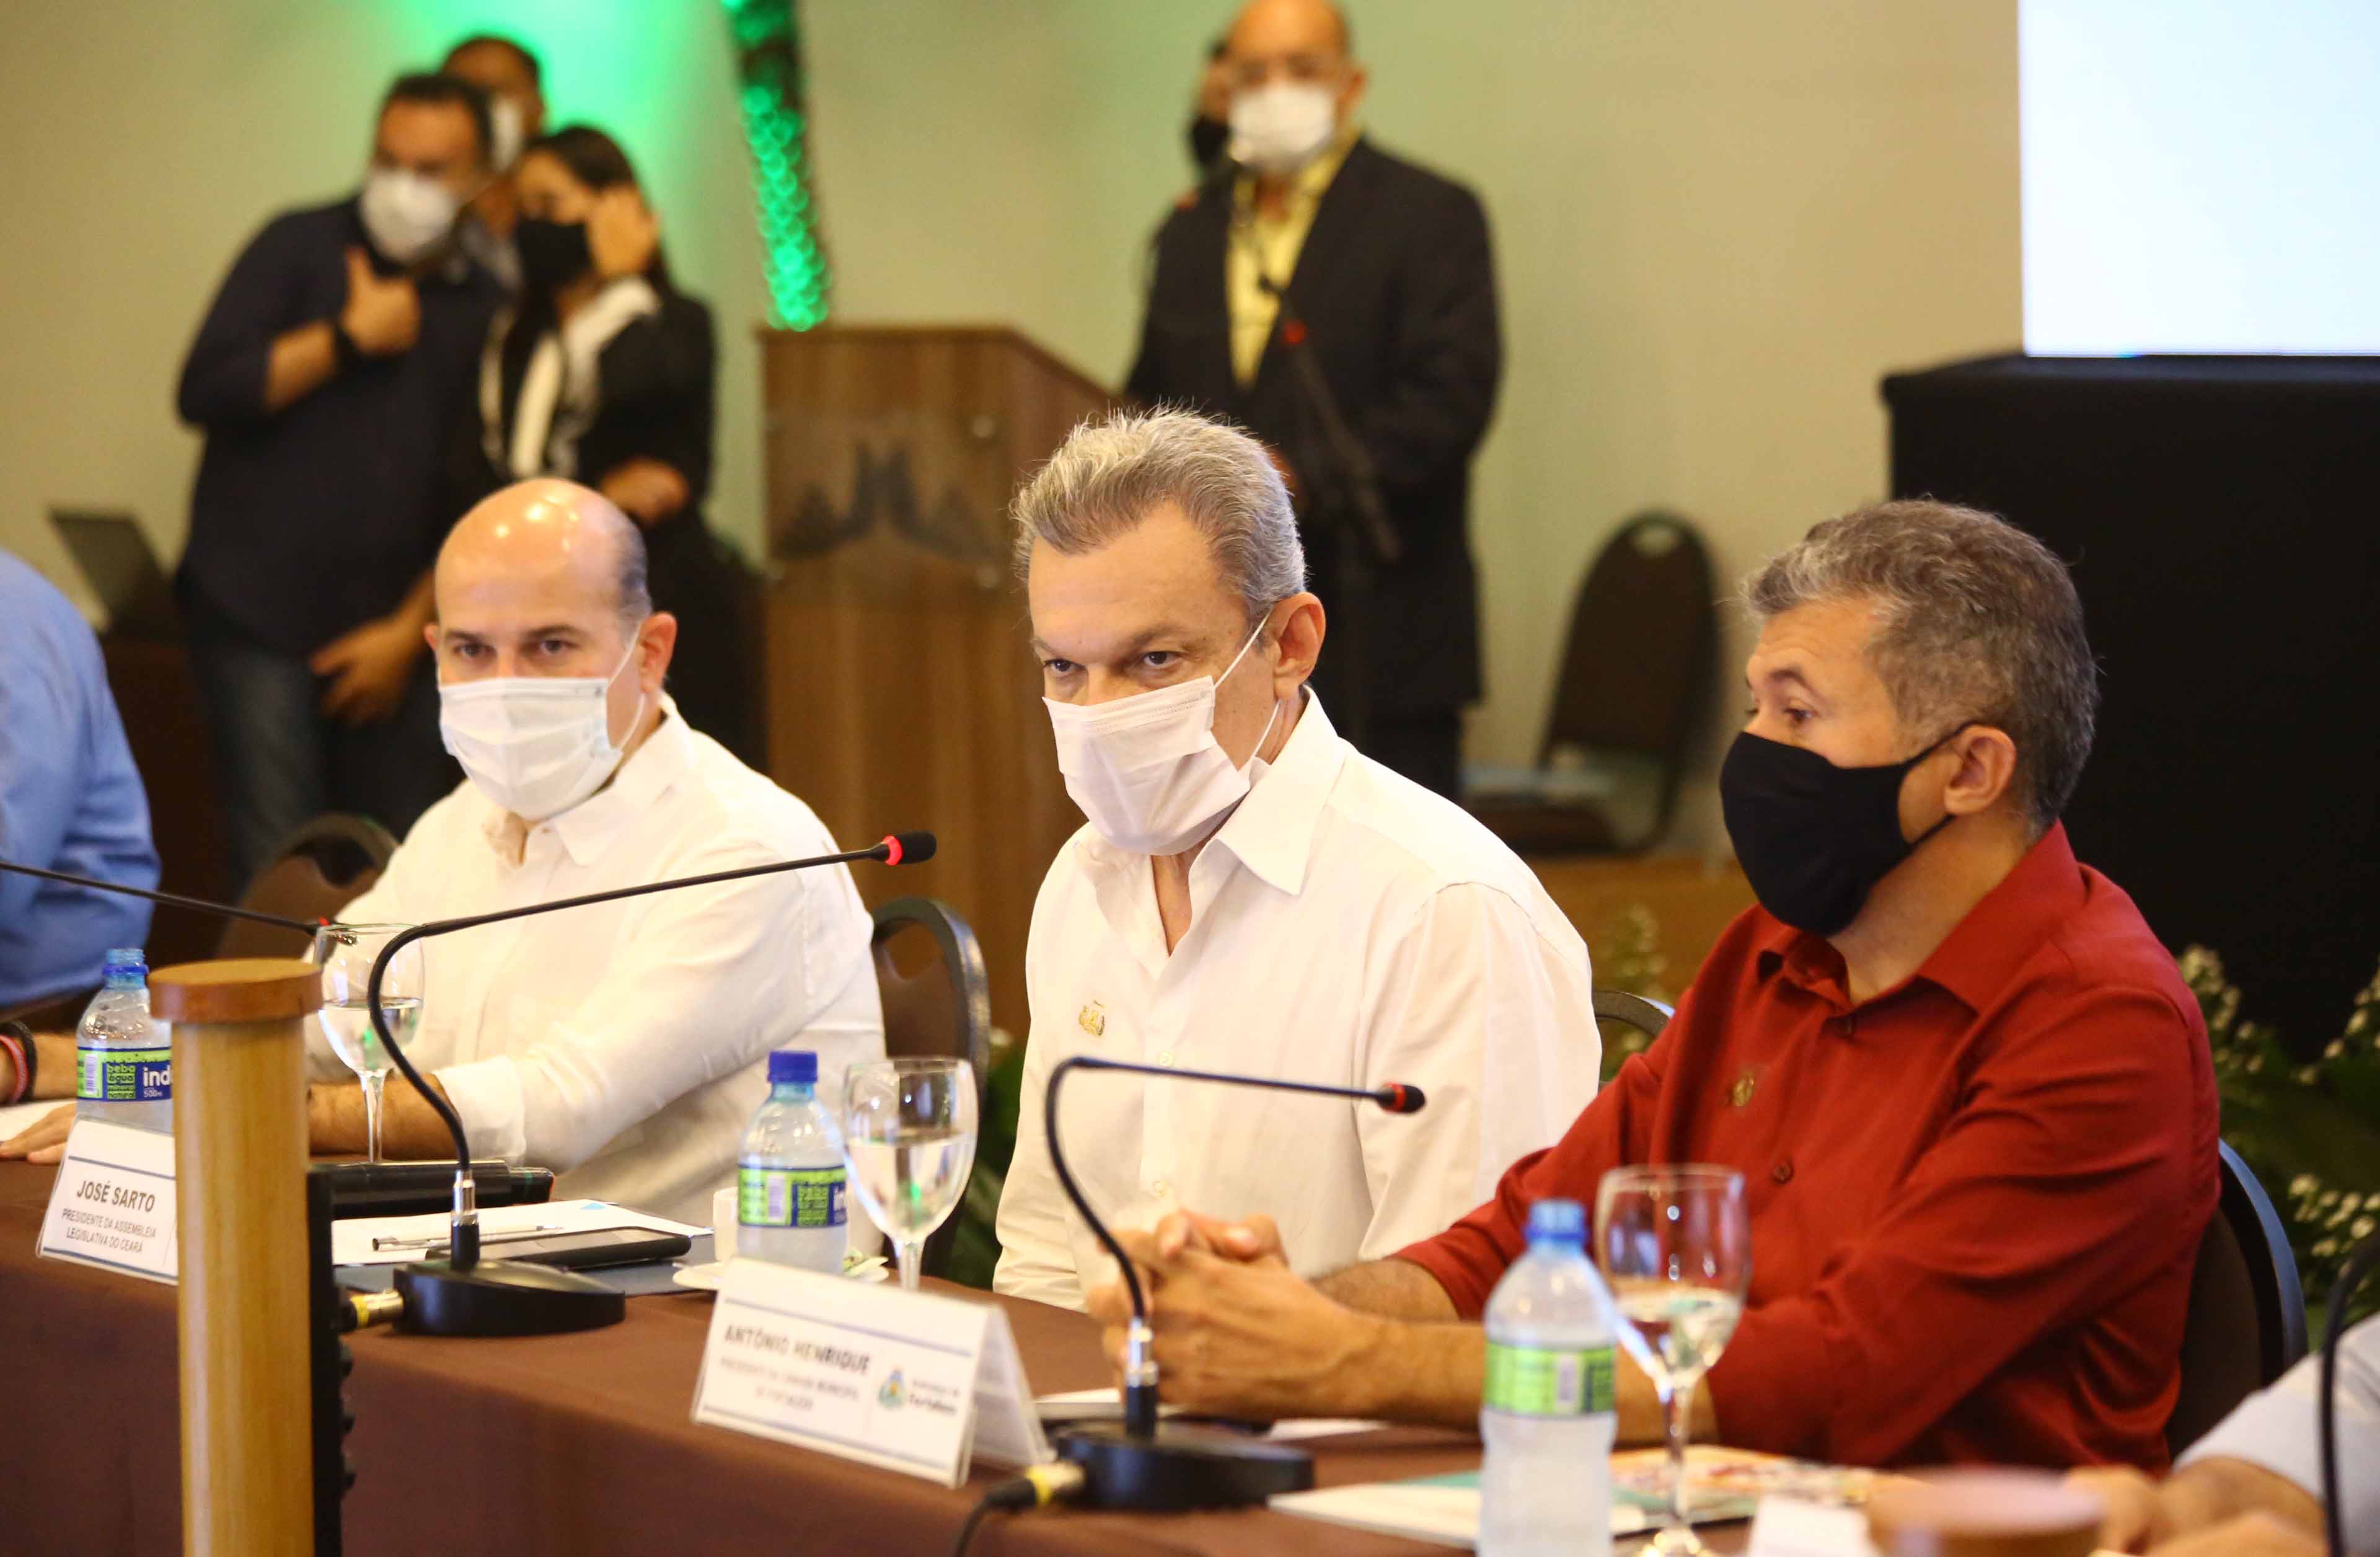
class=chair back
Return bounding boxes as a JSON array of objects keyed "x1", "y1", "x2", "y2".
[
  {"x1": 214, "y1": 814, "x2": 396, "y2": 961},
  {"x1": 870, "y1": 897, "x2": 993, "y2": 1281},
  {"x1": 1590, "y1": 989, "x2": 1674, "y2": 1043},
  {"x1": 2166, "y1": 1142, "x2": 2309, "y2": 1455},
  {"x1": 1538, "y1": 513, "x2": 1716, "y2": 842}
]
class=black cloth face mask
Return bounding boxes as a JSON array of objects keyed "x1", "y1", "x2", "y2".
[
  {"x1": 1719, "y1": 723, "x2": 1972, "y2": 937},
  {"x1": 1186, "y1": 113, "x2": 1230, "y2": 172},
  {"x1": 514, "y1": 216, "x2": 594, "y2": 296}
]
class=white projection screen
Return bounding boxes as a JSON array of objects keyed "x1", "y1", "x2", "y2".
[{"x1": 2020, "y1": 0, "x2": 2380, "y2": 355}]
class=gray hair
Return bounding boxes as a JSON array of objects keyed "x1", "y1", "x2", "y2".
[
  {"x1": 1010, "y1": 407, "x2": 1307, "y2": 626},
  {"x1": 1742, "y1": 499, "x2": 2099, "y2": 831}
]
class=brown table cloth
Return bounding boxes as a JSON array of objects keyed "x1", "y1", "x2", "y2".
[{"x1": 0, "y1": 1162, "x2": 1737, "y2": 1553}]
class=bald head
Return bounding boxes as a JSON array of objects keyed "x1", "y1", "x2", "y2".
[
  {"x1": 1227, "y1": 0, "x2": 1353, "y2": 62},
  {"x1": 439, "y1": 479, "x2": 650, "y2": 635}
]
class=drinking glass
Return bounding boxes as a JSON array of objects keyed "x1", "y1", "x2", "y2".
[
  {"x1": 312, "y1": 924, "x2": 424, "y2": 1165},
  {"x1": 839, "y1": 1058, "x2": 977, "y2": 1290},
  {"x1": 1596, "y1": 1165, "x2": 1753, "y2": 1555}
]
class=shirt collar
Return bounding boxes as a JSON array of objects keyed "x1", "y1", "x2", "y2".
[
  {"x1": 1071, "y1": 690, "x2": 1351, "y2": 896},
  {"x1": 475, "y1": 697, "x2": 696, "y2": 869},
  {"x1": 1233, "y1": 125, "x2": 1362, "y2": 220},
  {"x1": 1206, "y1": 691, "x2": 1349, "y2": 895},
  {"x1": 1753, "y1": 821, "x2": 2088, "y2": 1013}
]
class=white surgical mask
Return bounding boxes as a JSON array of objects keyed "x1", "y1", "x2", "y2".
[
  {"x1": 1227, "y1": 81, "x2": 1338, "y2": 176},
  {"x1": 488, "y1": 97, "x2": 527, "y2": 170},
  {"x1": 1044, "y1": 620, "x2": 1282, "y2": 857},
  {"x1": 359, "y1": 167, "x2": 462, "y2": 265},
  {"x1": 438, "y1": 635, "x2": 646, "y2": 822}
]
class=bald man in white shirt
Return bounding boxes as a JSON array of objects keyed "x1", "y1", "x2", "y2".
[
  {"x1": 992, "y1": 409, "x2": 1598, "y2": 1312},
  {"x1": 6, "y1": 480, "x2": 884, "y2": 1228}
]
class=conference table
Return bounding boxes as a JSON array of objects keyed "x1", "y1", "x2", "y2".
[{"x1": 1, "y1": 1163, "x2": 1746, "y2": 1555}]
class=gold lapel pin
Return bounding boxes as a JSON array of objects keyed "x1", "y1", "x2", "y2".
[
  {"x1": 1727, "y1": 1069, "x2": 1758, "y2": 1109},
  {"x1": 1078, "y1": 1001, "x2": 1106, "y2": 1038}
]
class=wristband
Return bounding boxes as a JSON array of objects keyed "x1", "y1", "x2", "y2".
[
  {"x1": 330, "y1": 315, "x2": 363, "y2": 371},
  {"x1": 0, "y1": 1021, "x2": 31, "y2": 1105}
]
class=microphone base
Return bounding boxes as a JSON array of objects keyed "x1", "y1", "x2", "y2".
[
  {"x1": 393, "y1": 1258, "x2": 626, "y2": 1337},
  {"x1": 1054, "y1": 1421, "x2": 1315, "y2": 1511}
]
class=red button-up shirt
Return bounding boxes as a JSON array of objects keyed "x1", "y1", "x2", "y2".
[{"x1": 1399, "y1": 824, "x2": 2218, "y2": 1470}]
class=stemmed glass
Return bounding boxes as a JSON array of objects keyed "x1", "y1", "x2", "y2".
[
  {"x1": 311, "y1": 925, "x2": 424, "y2": 1164},
  {"x1": 1596, "y1": 1165, "x2": 1753, "y2": 1555},
  {"x1": 839, "y1": 1058, "x2": 977, "y2": 1291}
]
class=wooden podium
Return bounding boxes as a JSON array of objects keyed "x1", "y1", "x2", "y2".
[{"x1": 758, "y1": 325, "x2": 1111, "y2": 1039}]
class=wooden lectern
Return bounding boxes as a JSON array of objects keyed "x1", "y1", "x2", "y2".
[{"x1": 759, "y1": 325, "x2": 1111, "y2": 1040}]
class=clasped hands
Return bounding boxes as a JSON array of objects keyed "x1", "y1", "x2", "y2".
[{"x1": 1083, "y1": 1209, "x2": 1391, "y2": 1421}]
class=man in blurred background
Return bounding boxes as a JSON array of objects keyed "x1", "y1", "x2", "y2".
[
  {"x1": 175, "y1": 71, "x2": 501, "y2": 891},
  {"x1": 442, "y1": 32, "x2": 547, "y2": 293},
  {"x1": 0, "y1": 549, "x2": 158, "y2": 1009},
  {"x1": 1127, "y1": 0, "x2": 1501, "y2": 800}
]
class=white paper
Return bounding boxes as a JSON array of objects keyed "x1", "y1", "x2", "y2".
[
  {"x1": 331, "y1": 1197, "x2": 705, "y2": 1266},
  {"x1": 38, "y1": 1118, "x2": 178, "y2": 1284},
  {"x1": 691, "y1": 1259, "x2": 1048, "y2": 1488},
  {"x1": 1271, "y1": 1479, "x2": 1480, "y2": 1548},
  {"x1": 0, "y1": 1099, "x2": 67, "y2": 1140}
]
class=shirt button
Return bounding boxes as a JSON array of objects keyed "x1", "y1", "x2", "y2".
[
  {"x1": 1771, "y1": 1159, "x2": 1795, "y2": 1186},
  {"x1": 1152, "y1": 1180, "x2": 1171, "y2": 1199},
  {"x1": 1155, "y1": 1051, "x2": 1175, "y2": 1067}
]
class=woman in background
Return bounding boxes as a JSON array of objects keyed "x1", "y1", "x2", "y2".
[{"x1": 457, "y1": 125, "x2": 762, "y2": 767}]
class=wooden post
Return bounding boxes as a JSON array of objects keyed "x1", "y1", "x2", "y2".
[{"x1": 154, "y1": 956, "x2": 322, "y2": 1557}]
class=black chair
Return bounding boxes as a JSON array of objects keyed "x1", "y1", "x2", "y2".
[
  {"x1": 870, "y1": 896, "x2": 993, "y2": 1281},
  {"x1": 214, "y1": 814, "x2": 396, "y2": 961},
  {"x1": 1468, "y1": 511, "x2": 1716, "y2": 854},
  {"x1": 1590, "y1": 989, "x2": 1674, "y2": 1042},
  {"x1": 2166, "y1": 1142, "x2": 2309, "y2": 1455}
]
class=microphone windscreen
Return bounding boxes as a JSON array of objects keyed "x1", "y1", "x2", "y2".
[
  {"x1": 1376, "y1": 1082, "x2": 1427, "y2": 1114},
  {"x1": 889, "y1": 830, "x2": 937, "y2": 865}
]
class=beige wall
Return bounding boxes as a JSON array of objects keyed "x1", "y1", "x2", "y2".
[{"x1": 0, "y1": 0, "x2": 2017, "y2": 853}]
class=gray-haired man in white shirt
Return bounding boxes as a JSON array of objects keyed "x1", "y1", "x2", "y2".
[{"x1": 993, "y1": 408, "x2": 1599, "y2": 1312}]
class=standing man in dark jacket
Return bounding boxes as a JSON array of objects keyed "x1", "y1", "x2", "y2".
[
  {"x1": 176, "y1": 73, "x2": 502, "y2": 889},
  {"x1": 1127, "y1": 0, "x2": 1500, "y2": 798}
]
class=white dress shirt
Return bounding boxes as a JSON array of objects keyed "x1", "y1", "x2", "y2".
[
  {"x1": 2184, "y1": 1313, "x2": 2379, "y2": 1548},
  {"x1": 994, "y1": 695, "x2": 1600, "y2": 1312},
  {"x1": 327, "y1": 702, "x2": 884, "y2": 1227}
]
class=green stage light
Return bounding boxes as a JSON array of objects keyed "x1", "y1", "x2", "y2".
[{"x1": 723, "y1": 0, "x2": 831, "y2": 330}]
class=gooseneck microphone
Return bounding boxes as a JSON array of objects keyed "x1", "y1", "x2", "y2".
[
  {"x1": 359, "y1": 831, "x2": 935, "y2": 1336},
  {"x1": 0, "y1": 858, "x2": 320, "y2": 933},
  {"x1": 1042, "y1": 1053, "x2": 1426, "y2": 1509}
]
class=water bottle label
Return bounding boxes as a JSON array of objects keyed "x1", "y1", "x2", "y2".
[
  {"x1": 738, "y1": 1163, "x2": 845, "y2": 1230},
  {"x1": 76, "y1": 1045, "x2": 172, "y2": 1105},
  {"x1": 1484, "y1": 1341, "x2": 1615, "y2": 1417}
]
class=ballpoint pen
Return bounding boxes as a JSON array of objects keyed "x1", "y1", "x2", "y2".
[{"x1": 372, "y1": 1221, "x2": 563, "y2": 1251}]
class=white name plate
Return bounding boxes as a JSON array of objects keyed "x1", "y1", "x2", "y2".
[
  {"x1": 691, "y1": 1257, "x2": 1049, "y2": 1488},
  {"x1": 38, "y1": 1118, "x2": 178, "y2": 1284},
  {"x1": 1748, "y1": 1497, "x2": 1880, "y2": 1557}
]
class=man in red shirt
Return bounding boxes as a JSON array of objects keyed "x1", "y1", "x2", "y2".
[{"x1": 1086, "y1": 499, "x2": 2219, "y2": 1470}]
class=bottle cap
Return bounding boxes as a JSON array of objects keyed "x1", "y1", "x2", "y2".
[
  {"x1": 769, "y1": 1049, "x2": 818, "y2": 1087},
  {"x1": 104, "y1": 947, "x2": 148, "y2": 982},
  {"x1": 1525, "y1": 1197, "x2": 1586, "y2": 1246}
]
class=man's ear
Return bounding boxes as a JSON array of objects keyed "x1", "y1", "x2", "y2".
[
  {"x1": 1271, "y1": 592, "x2": 1326, "y2": 696},
  {"x1": 1943, "y1": 725, "x2": 2019, "y2": 816},
  {"x1": 639, "y1": 612, "x2": 680, "y2": 689}
]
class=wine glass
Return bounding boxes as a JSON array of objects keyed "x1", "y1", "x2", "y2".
[
  {"x1": 1595, "y1": 1165, "x2": 1753, "y2": 1555},
  {"x1": 839, "y1": 1058, "x2": 977, "y2": 1291},
  {"x1": 312, "y1": 924, "x2": 424, "y2": 1165}
]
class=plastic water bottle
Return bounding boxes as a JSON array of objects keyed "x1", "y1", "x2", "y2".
[
  {"x1": 736, "y1": 1050, "x2": 847, "y2": 1273},
  {"x1": 75, "y1": 948, "x2": 170, "y2": 1134},
  {"x1": 1479, "y1": 1198, "x2": 1618, "y2": 1557}
]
